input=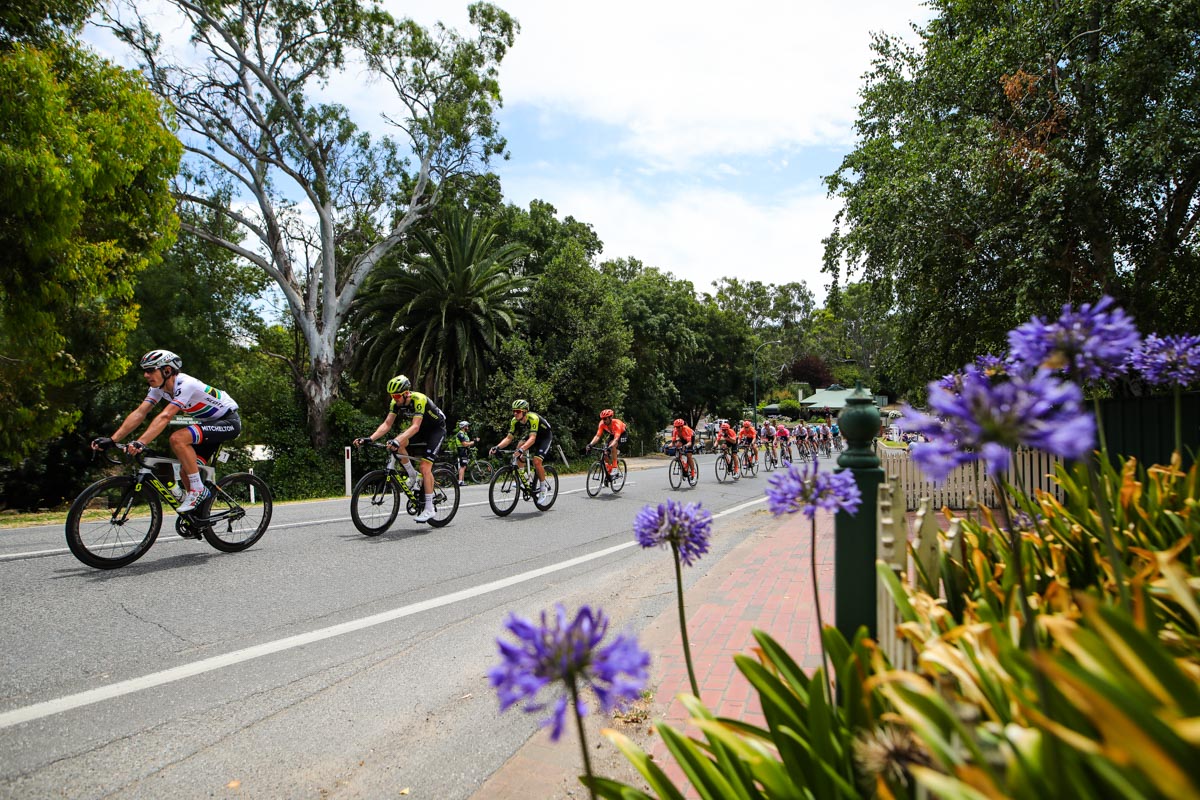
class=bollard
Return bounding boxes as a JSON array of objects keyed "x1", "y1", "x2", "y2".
[{"x1": 834, "y1": 381, "x2": 883, "y2": 642}]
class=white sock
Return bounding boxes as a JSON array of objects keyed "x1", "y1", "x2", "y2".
[
  {"x1": 187, "y1": 473, "x2": 203, "y2": 491},
  {"x1": 424, "y1": 494, "x2": 434, "y2": 512}
]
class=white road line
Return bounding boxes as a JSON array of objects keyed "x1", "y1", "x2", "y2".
[{"x1": 0, "y1": 494, "x2": 766, "y2": 730}]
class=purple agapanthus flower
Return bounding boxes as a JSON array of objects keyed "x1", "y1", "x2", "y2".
[
  {"x1": 901, "y1": 365, "x2": 1095, "y2": 482},
  {"x1": 489, "y1": 604, "x2": 649, "y2": 740},
  {"x1": 1007, "y1": 295, "x2": 1140, "y2": 382},
  {"x1": 1131, "y1": 333, "x2": 1200, "y2": 388},
  {"x1": 765, "y1": 460, "x2": 862, "y2": 518},
  {"x1": 633, "y1": 500, "x2": 713, "y2": 566}
]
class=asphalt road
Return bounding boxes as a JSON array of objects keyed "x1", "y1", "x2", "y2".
[{"x1": 0, "y1": 453, "x2": 810, "y2": 799}]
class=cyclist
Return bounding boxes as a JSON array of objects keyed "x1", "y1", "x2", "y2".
[
  {"x1": 354, "y1": 375, "x2": 447, "y2": 523},
  {"x1": 757, "y1": 419, "x2": 775, "y2": 462},
  {"x1": 454, "y1": 421, "x2": 476, "y2": 486},
  {"x1": 716, "y1": 421, "x2": 739, "y2": 476},
  {"x1": 775, "y1": 421, "x2": 792, "y2": 462},
  {"x1": 671, "y1": 418, "x2": 697, "y2": 479},
  {"x1": 738, "y1": 420, "x2": 758, "y2": 466},
  {"x1": 831, "y1": 420, "x2": 841, "y2": 451},
  {"x1": 795, "y1": 420, "x2": 811, "y2": 457},
  {"x1": 91, "y1": 349, "x2": 241, "y2": 513},
  {"x1": 490, "y1": 399, "x2": 554, "y2": 500},
  {"x1": 586, "y1": 409, "x2": 628, "y2": 482},
  {"x1": 818, "y1": 420, "x2": 832, "y2": 453}
]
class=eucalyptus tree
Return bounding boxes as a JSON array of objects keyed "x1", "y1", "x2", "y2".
[
  {"x1": 824, "y1": 0, "x2": 1200, "y2": 394},
  {"x1": 106, "y1": 0, "x2": 517, "y2": 445},
  {"x1": 350, "y1": 209, "x2": 530, "y2": 413}
]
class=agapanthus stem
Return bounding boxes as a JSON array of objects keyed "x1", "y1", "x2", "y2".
[
  {"x1": 672, "y1": 543, "x2": 702, "y2": 698},
  {"x1": 811, "y1": 518, "x2": 833, "y2": 699},
  {"x1": 1175, "y1": 385, "x2": 1183, "y2": 457},
  {"x1": 1093, "y1": 395, "x2": 1108, "y2": 458},
  {"x1": 991, "y1": 477, "x2": 1037, "y2": 652},
  {"x1": 567, "y1": 675, "x2": 597, "y2": 800},
  {"x1": 1085, "y1": 460, "x2": 1131, "y2": 611}
]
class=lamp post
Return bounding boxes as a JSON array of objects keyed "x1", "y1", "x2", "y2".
[{"x1": 752, "y1": 340, "x2": 781, "y2": 427}]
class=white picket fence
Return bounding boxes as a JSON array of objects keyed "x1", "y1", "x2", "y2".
[{"x1": 876, "y1": 446, "x2": 1064, "y2": 511}]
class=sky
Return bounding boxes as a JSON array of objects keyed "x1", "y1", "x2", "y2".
[{"x1": 88, "y1": 1, "x2": 932, "y2": 304}]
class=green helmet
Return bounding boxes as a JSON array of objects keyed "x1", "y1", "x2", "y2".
[
  {"x1": 511, "y1": 399, "x2": 530, "y2": 411},
  {"x1": 386, "y1": 375, "x2": 411, "y2": 394}
]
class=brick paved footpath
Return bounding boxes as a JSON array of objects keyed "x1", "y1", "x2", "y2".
[{"x1": 473, "y1": 506, "x2": 835, "y2": 798}]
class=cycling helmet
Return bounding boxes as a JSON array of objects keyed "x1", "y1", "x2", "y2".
[
  {"x1": 673, "y1": 418, "x2": 685, "y2": 427},
  {"x1": 511, "y1": 399, "x2": 530, "y2": 411},
  {"x1": 386, "y1": 375, "x2": 411, "y2": 394},
  {"x1": 600, "y1": 409, "x2": 614, "y2": 419},
  {"x1": 742, "y1": 420, "x2": 752, "y2": 428},
  {"x1": 139, "y1": 349, "x2": 182, "y2": 372},
  {"x1": 720, "y1": 422, "x2": 731, "y2": 431},
  {"x1": 458, "y1": 420, "x2": 470, "y2": 429}
]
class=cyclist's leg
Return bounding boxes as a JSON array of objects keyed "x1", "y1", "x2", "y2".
[{"x1": 180, "y1": 412, "x2": 241, "y2": 491}]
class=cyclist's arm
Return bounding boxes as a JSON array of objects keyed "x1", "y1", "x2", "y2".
[
  {"x1": 131, "y1": 402, "x2": 183, "y2": 448},
  {"x1": 392, "y1": 414, "x2": 422, "y2": 445},
  {"x1": 104, "y1": 400, "x2": 156, "y2": 446},
  {"x1": 366, "y1": 412, "x2": 399, "y2": 443},
  {"x1": 519, "y1": 432, "x2": 537, "y2": 453}
]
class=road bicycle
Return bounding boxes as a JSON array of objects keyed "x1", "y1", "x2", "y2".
[
  {"x1": 488, "y1": 449, "x2": 559, "y2": 516},
  {"x1": 667, "y1": 443, "x2": 698, "y2": 489},
  {"x1": 762, "y1": 441, "x2": 779, "y2": 472},
  {"x1": 350, "y1": 443, "x2": 460, "y2": 534},
  {"x1": 739, "y1": 443, "x2": 759, "y2": 478},
  {"x1": 65, "y1": 446, "x2": 272, "y2": 570},
  {"x1": 817, "y1": 437, "x2": 833, "y2": 458},
  {"x1": 714, "y1": 444, "x2": 740, "y2": 483},
  {"x1": 585, "y1": 444, "x2": 627, "y2": 497},
  {"x1": 458, "y1": 445, "x2": 495, "y2": 484}
]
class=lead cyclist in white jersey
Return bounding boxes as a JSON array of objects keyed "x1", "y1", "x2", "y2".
[{"x1": 91, "y1": 349, "x2": 242, "y2": 512}]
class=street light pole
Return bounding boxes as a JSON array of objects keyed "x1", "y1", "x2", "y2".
[{"x1": 752, "y1": 340, "x2": 782, "y2": 427}]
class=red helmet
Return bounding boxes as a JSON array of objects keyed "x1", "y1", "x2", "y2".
[
  {"x1": 673, "y1": 418, "x2": 685, "y2": 427},
  {"x1": 600, "y1": 409, "x2": 614, "y2": 419},
  {"x1": 720, "y1": 422, "x2": 731, "y2": 430},
  {"x1": 742, "y1": 420, "x2": 752, "y2": 428}
]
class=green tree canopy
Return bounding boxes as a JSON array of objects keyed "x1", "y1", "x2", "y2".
[
  {"x1": 824, "y1": 0, "x2": 1200, "y2": 396},
  {"x1": 0, "y1": 41, "x2": 180, "y2": 463}
]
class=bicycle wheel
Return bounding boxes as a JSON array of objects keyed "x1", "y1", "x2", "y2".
[
  {"x1": 611, "y1": 459, "x2": 627, "y2": 493},
  {"x1": 585, "y1": 461, "x2": 605, "y2": 497},
  {"x1": 468, "y1": 459, "x2": 494, "y2": 484},
  {"x1": 201, "y1": 473, "x2": 273, "y2": 552},
  {"x1": 66, "y1": 476, "x2": 162, "y2": 569},
  {"x1": 668, "y1": 458, "x2": 682, "y2": 489},
  {"x1": 426, "y1": 466, "x2": 460, "y2": 527},
  {"x1": 488, "y1": 466, "x2": 521, "y2": 516},
  {"x1": 351, "y1": 469, "x2": 401, "y2": 536},
  {"x1": 743, "y1": 451, "x2": 758, "y2": 477},
  {"x1": 534, "y1": 465, "x2": 559, "y2": 511},
  {"x1": 686, "y1": 458, "x2": 698, "y2": 487},
  {"x1": 715, "y1": 454, "x2": 728, "y2": 483}
]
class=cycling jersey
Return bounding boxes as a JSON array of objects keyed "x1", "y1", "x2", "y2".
[
  {"x1": 144, "y1": 372, "x2": 238, "y2": 419},
  {"x1": 716, "y1": 429, "x2": 737, "y2": 447},
  {"x1": 672, "y1": 425, "x2": 694, "y2": 445},
  {"x1": 388, "y1": 391, "x2": 447, "y2": 426},
  {"x1": 509, "y1": 411, "x2": 551, "y2": 438},
  {"x1": 738, "y1": 427, "x2": 757, "y2": 442},
  {"x1": 776, "y1": 426, "x2": 791, "y2": 440},
  {"x1": 596, "y1": 418, "x2": 627, "y2": 439}
]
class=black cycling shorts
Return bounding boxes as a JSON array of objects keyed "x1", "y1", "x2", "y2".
[
  {"x1": 188, "y1": 410, "x2": 242, "y2": 464},
  {"x1": 406, "y1": 423, "x2": 447, "y2": 463}
]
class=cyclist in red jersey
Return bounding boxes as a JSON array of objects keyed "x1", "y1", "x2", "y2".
[
  {"x1": 671, "y1": 418, "x2": 697, "y2": 479},
  {"x1": 716, "y1": 421, "x2": 739, "y2": 475},
  {"x1": 586, "y1": 409, "x2": 628, "y2": 480}
]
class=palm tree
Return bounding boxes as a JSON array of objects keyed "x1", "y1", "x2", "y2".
[{"x1": 350, "y1": 210, "x2": 531, "y2": 411}]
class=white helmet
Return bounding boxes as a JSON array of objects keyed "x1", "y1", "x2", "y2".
[
  {"x1": 139, "y1": 349, "x2": 182, "y2": 372},
  {"x1": 458, "y1": 420, "x2": 470, "y2": 429}
]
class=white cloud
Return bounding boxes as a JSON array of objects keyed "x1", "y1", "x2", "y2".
[{"x1": 504, "y1": 174, "x2": 840, "y2": 300}]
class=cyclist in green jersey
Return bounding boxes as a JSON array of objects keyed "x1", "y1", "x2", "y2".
[
  {"x1": 490, "y1": 399, "x2": 554, "y2": 501},
  {"x1": 354, "y1": 375, "x2": 448, "y2": 523}
]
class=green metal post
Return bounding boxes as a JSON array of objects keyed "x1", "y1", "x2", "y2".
[{"x1": 834, "y1": 381, "x2": 882, "y2": 643}]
